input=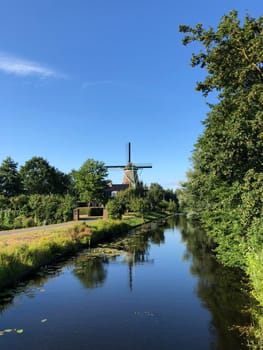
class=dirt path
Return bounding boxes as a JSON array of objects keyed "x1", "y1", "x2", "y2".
[{"x1": 0, "y1": 219, "x2": 99, "y2": 237}]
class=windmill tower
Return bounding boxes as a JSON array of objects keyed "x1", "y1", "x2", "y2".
[{"x1": 106, "y1": 142, "x2": 152, "y2": 189}]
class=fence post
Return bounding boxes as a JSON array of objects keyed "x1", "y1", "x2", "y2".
[{"x1": 73, "y1": 208, "x2": 79, "y2": 221}]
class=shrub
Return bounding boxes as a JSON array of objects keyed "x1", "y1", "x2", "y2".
[
  {"x1": 106, "y1": 199, "x2": 124, "y2": 219},
  {"x1": 23, "y1": 217, "x2": 36, "y2": 228}
]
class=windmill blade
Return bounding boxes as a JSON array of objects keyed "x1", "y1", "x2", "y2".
[
  {"x1": 134, "y1": 163, "x2": 152, "y2": 169},
  {"x1": 106, "y1": 165, "x2": 126, "y2": 169},
  {"x1": 105, "y1": 142, "x2": 152, "y2": 189},
  {"x1": 128, "y1": 142, "x2": 131, "y2": 163}
]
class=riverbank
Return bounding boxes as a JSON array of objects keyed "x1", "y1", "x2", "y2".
[
  {"x1": 0, "y1": 216, "x2": 251, "y2": 349},
  {"x1": 0, "y1": 212, "x2": 167, "y2": 290}
]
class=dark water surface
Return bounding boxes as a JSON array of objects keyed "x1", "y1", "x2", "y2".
[{"x1": 0, "y1": 217, "x2": 250, "y2": 349}]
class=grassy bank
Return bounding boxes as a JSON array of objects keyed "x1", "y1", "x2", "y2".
[
  {"x1": 0, "y1": 213, "x2": 166, "y2": 290},
  {"x1": 246, "y1": 249, "x2": 263, "y2": 349}
]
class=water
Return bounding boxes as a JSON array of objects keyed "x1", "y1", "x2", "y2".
[{"x1": 0, "y1": 217, "x2": 250, "y2": 349}]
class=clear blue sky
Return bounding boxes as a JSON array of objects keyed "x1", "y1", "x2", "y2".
[{"x1": 0, "y1": 0, "x2": 261, "y2": 189}]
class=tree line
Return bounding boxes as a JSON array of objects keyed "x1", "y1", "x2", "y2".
[
  {"x1": 0, "y1": 156, "x2": 178, "y2": 229},
  {"x1": 106, "y1": 183, "x2": 178, "y2": 220}
]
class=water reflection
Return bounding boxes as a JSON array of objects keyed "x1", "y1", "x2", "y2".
[
  {"x1": 72, "y1": 222, "x2": 166, "y2": 291},
  {"x1": 73, "y1": 256, "x2": 108, "y2": 289},
  {"x1": 0, "y1": 217, "x2": 253, "y2": 349},
  {"x1": 177, "y1": 216, "x2": 251, "y2": 349},
  {"x1": 0, "y1": 263, "x2": 65, "y2": 314}
]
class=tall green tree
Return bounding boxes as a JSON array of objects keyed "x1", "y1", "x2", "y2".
[
  {"x1": 20, "y1": 156, "x2": 70, "y2": 195},
  {"x1": 180, "y1": 10, "x2": 263, "y2": 183},
  {"x1": 0, "y1": 157, "x2": 22, "y2": 197},
  {"x1": 147, "y1": 183, "x2": 164, "y2": 209},
  {"x1": 72, "y1": 159, "x2": 108, "y2": 205},
  {"x1": 179, "y1": 11, "x2": 263, "y2": 267},
  {"x1": 130, "y1": 197, "x2": 150, "y2": 220}
]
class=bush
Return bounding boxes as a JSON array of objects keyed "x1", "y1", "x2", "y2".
[
  {"x1": 129, "y1": 198, "x2": 150, "y2": 219},
  {"x1": 106, "y1": 199, "x2": 124, "y2": 219},
  {"x1": 23, "y1": 217, "x2": 36, "y2": 228}
]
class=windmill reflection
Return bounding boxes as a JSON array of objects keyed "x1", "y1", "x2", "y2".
[
  {"x1": 122, "y1": 225, "x2": 165, "y2": 291},
  {"x1": 73, "y1": 224, "x2": 166, "y2": 291}
]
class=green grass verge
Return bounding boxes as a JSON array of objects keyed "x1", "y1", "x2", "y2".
[{"x1": 246, "y1": 249, "x2": 263, "y2": 349}]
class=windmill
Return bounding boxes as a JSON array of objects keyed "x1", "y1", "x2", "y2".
[{"x1": 106, "y1": 142, "x2": 152, "y2": 189}]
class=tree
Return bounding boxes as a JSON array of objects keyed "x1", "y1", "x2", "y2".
[
  {"x1": 147, "y1": 183, "x2": 164, "y2": 209},
  {"x1": 179, "y1": 11, "x2": 263, "y2": 268},
  {"x1": 0, "y1": 157, "x2": 22, "y2": 197},
  {"x1": 106, "y1": 198, "x2": 124, "y2": 219},
  {"x1": 179, "y1": 11, "x2": 263, "y2": 183},
  {"x1": 72, "y1": 159, "x2": 108, "y2": 205},
  {"x1": 130, "y1": 197, "x2": 150, "y2": 220},
  {"x1": 20, "y1": 157, "x2": 70, "y2": 195},
  {"x1": 50, "y1": 169, "x2": 72, "y2": 195}
]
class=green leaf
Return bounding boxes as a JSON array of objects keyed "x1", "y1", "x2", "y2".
[
  {"x1": 16, "y1": 329, "x2": 24, "y2": 334},
  {"x1": 41, "y1": 319, "x2": 47, "y2": 323}
]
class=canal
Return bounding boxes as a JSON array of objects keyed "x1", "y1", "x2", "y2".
[{"x1": 0, "y1": 217, "x2": 251, "y2": 349}]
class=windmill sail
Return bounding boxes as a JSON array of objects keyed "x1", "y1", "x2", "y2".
[{"x1": 106, "y1": 142, "x2": 152, "y2": 188}]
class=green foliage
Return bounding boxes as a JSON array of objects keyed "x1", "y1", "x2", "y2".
[
  {"x1": 106, "y1": 198, "x2": 125, "y2": 219},
  {"x1": 0, "y1": 157, "x2": 22, "y2": 197},
  {"x1": 246, "y1": 242, "x2": 263, "y2": 347},
  {"x1": 163, "y1": 188, "x2": 179, "y2": 205},
  {"x1": 159, "y1": 199, "x2": 178, "y2": 213},
  {"x1": 129, "y1": 197, "x2": 150, "y2": 219},
  {"x1": 105, "y1": 185, "x2": 178, "y2": 219},
  {"x1": 179, "y1": 10, "x2": 263, "y2": 265},
  {"x1": 0, "y1": 233, "x2": 79, "y2": 289},
  {"x1": 89, "y1": 219, "x2": 130, "y2": 245},
  {"x1": 0, "y1": 194, "x2": 76, "y2": 229},
  {"x1": 115, "y1": 188, "x2": 136, "y2": 207},
  {"x1": 180, "y1": 11, "x2": 263, "y2": 97},
  {"x1": 20, "y1": 156, "x2": 70, "y2": 195},
  {"x1": 180, "y1": 11, "x2": 263, "y2": 345},
  {"x1": 0, "y1": 195, "x2": 9, "y2": 209},
  {"x1": 147, "y1": 183, "x2": 164, "y2": 209},
  {"x1": 55, "y1": 194, "x2": 77, "y2": 222},
  {"x1": 240, "y1": 170, "x2": 263, "y2": 232},
  {"x1": 72, "y1": 159, "x2": 108, "y2": 205}
]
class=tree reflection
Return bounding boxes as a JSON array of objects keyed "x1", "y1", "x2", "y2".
[
  {"x1": 72, "y1": 223, "x2": 166, "y2": 292},
  {"x1": 177, "y1": 216, "x2": 252, "y2": 349},
  {"x1": 150, "y1": 226, "x2": 165, "y2": 245},
  {"x1": 124, "y1": 225, "x2": 165, "y2": 263},
  {"x1": 73, "y1": 255, "x2": 108, "y2": 289}
]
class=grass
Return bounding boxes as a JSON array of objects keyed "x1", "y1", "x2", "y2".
[
  {"x1": 246, "y1": 249, "x2": 263, "y2": 348},
  {"x1": 0, "y1": 227, "x2": 83, "y2": 289}
]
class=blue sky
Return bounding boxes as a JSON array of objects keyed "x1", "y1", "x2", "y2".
[{"x1": 0, "y1": 1, "x2": 262, "y2": 189}]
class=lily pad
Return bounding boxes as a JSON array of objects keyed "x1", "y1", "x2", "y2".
[
  {"x1": 4, "y1": 329, "x2": 13, "y2": 333},
  {"x1": 41, "y1": 319, "x2": 47, "y2": 323},
  {"x1": 16, "y1": 329, "x2": 24, "y2": 334}
]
